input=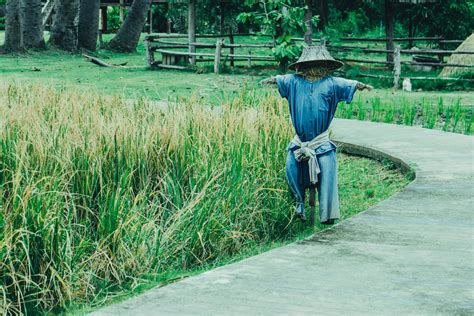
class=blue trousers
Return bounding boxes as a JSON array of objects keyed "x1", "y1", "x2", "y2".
[{"x1": 286, "y1": 149, "x2": 340, "y2": 223}]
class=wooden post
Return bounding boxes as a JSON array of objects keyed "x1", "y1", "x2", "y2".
[
  {"x1": 309, "y1": 187, "x2": 316, "y2": 226},
  {"x1": 214, "y1": 39, "x2": 223, "y2": 74},
  {"x1": 166, "y1": 3, "x2": 172, "y2": 33},
  {"x1": 247, "y1": 50, "x2": 252, "y2": 68},
  {"x1": 144, "y1": 37, "x2": 154, "y2": 67},
  {"x1": 393, "y1": 45, "x2": 401, "y2": 89},
  {"x1": 101, "y1": 6, "x2": 108, "y2": 34},
  {"x1": 320, "y1": 37, "x2": 326, "y2": 47},
  {"x1": 228, "y1": 26, "x2": 234, "y2": 67},
  {"x1": 148, "y1": 8, "x2": 153, "y2": 34},
  {"x1": 119, "y1": 0, "x2": 124, "y2": 22},
  {"x1": 98, "y1": 30, "x2": 104, "y2": 48},
  {"x1": 188, "y1": 0, "x2": 196, "y2": 65}
]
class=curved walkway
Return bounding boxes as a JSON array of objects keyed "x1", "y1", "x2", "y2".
[{"x1": 91, "y1": 120, "x2": 474, "y2": 315}]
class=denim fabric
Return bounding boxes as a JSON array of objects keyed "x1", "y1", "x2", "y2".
[
  {"x1": 276, "y1": 75, "x2": 357, "y2": 221},
  {"x1": 286, "y1": 149, "x2": 340, "y2": 223},
  {"x1": 276, "y1": 75, "x2": 358, "y2": 142}
]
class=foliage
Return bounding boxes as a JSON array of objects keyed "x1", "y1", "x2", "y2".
[
  {"x1": 106, "y1": 7, "x2": 124, "y2": 32},
  {"x1": 400, "y1": 0, "x2": 473, "y2": 41},
  {"x1": 0, "y1": 82, "x2": 409, "y2": 314},
  {"x1": 237, "y1": 0, "x2": 318, "y2": 69}
]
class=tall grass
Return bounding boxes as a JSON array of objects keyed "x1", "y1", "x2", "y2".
[{"x1": 0, "y1": 83, "x2": 409, "y2": 314}]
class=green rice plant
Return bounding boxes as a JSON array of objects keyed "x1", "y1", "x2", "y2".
[
  {"x1": 400, "y1": 98, "x2": 416, "y2": 126},
  {"x1": 346, "y1": 102, "x2": 354, "y2": 119},
  {"x1": 370, "y1": 97, "x2": 382, "y2": 122},
  {"x1": 437, "y1": 97, "x2": 444, "y2": 115},
  {"x1": 451, "y1": 98, "x2": 462, "y2": 133},
  {"x1": 421, "y1": 98, "x2": 436, "y2": 130},
  {"x1": 357, "y1": 99, "x2": 366, "y2": 121},
  {"x1": 383, "y1": 102, "x2": 395, "y2": 124},
  {"x1": 0, "y1": 82, "x2": 409, "y2": 314},
  {"x1": 463, "y1": 111, "x2": 473, "y2": 135},
  {"x1": 443, "y1": 107, "x2": 452, "y2": 132}
]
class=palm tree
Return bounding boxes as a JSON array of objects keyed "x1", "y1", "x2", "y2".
[
  {"x1": 78, "y1": 0, "x2": 100, "y2": 51},
  {"x1": 108, "y1": 0, "x2": 152, "y2": 52},
  {"x1": 20, "y1": 0, "x2": 45, "y2": 49},
  {"x1": 3, "y1": 0, "x2": 23, "y2": 52},
  {"x1": 49, "y1": 0, "x2": 81, "y2": 51}
]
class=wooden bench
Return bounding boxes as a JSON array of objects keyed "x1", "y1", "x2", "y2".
[{"x1": 161, "y1": 51, "x2": 189, "y2": 67}]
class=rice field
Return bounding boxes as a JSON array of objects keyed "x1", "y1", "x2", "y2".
[
  {"x1": 336, "y1": 94, "x2": 473, "y2": 134},
  {"x1": 0, "y1": 82, "x2": 410, "y2": 314}
]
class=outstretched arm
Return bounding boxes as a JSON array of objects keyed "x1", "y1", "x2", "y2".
[
  {"x1": 356, "y1": 82, "x2": 374, "y2": 91},
  {"x1": 259, "y1": 76, "x2": 277, "y2": 85}
]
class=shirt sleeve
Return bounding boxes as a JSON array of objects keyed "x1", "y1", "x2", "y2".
[
  {"x1": 332, "y1": 77, "x2": 358, "y2": 104},
  {"x1": 276, "y1": 74, "x2": 292, "y2": 99}
]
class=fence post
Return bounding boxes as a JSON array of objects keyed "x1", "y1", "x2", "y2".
[
  {"x1": 320, "y1": 37, "x2": 327, "y2": 47},
  {"x1": 228, "y1": 27, "x2": 234, "y2": 67},
  {"x1": 247, "y1": 50, "x2": 252, "y2": 68},
  {"x1": 214, "y1": 39, "x2": 223, "y2": 74},
  {"x1": 144, "y1": 37, "x2": 154, "y2": 68},
  {"x1": 393, "y1": 45, "x2": 401, "y2": 89}
]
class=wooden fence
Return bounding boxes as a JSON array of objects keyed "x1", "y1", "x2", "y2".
[
  {"x1": 144, "y1": 34, "x2": 474, "y2": 87},
  {"x1": 144, "y1": 33, "x2": 275, "y2": 71}
]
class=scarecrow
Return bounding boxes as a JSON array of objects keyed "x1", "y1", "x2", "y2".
[{"x1": 260, "y1": 46, "x2": 373, "y2": 224}]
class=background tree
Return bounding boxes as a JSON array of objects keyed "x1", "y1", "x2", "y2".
[
  {"x1": 384, "y1": 0, "x2": 394, "y2": 63},
  {"x1": 304, "y1": 0, "x2": 314, "y2": 44},
  {"x1": 108, "y1": 0, "x2": 151, "y2": 52},
  {"x1": 3, "y1": 0, "x2": 22, "y2": 51},
  {"x1": 19, "y1": 0, "x2": 45, "y2": 49},
  {"x1": 238, "y1": 0, "x2": 318, "y2": 70},
  {"x1": 49, "y1": 0, "x2": 80, "y2": 51},
  {"x1": 407, "y1": 0, "x2": 473, "y2": 40},
  {"x1": 78, "y1": 0, "x2": 100, "y2": 50},
  {"x1": 316, "y1": 0, "x2": 328, "y2": 29}
]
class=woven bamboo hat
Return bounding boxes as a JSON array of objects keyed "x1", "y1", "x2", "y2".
[{"x1": 289, "y1": 45, "x2": 344, "y2": 71}]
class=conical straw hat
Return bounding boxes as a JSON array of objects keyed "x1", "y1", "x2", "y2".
[{"x1": 289, "y1": 45, "x2": 344, "y2": 71}]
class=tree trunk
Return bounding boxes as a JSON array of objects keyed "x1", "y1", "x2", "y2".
[
  {"x1": 316, "y1": 0, "x2": 328, "y2": 30},
  {"x1": 408, "y1": 16, "x2": 414, "y2": 48},
  {"x1": 101, "y1": 6, "x2": 108, "y2": 34},
  {"x1": 219, "y1": 0, "x2": 225, "y2": 35},
  {"x1": 4, "y1": 0, "x2": 23, "y2": 52},
  {"x1": 304, "y1": 0, "x2": 313, "y2": 45},
  {"x1": 78, "y1": 0, "x2": 100, "y2": 51},
  {"x1": 108, "y1": 0, "x2": 151, "y2": 52},
  {"x1": 385, "y1": 0, "x2": 394, "y2": 64},
  {"x1": 49, "y1": 0, "x2": 81, "y2": 51},
  {"x1": 20, "y1": 0, "x2": 45, "y2": 49}
]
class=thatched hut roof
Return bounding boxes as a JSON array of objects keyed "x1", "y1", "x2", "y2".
[{"x1": 439, "y1": 33, "x2": 474, "y2": 78}]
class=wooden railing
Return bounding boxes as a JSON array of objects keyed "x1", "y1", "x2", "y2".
[{"x1": 144, "y1": 33, "x2": 275, "y2": 72}]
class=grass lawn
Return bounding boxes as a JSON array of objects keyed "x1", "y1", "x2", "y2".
[{"x1": 1, "y1": 31, "x2": 472, "y2": 108}]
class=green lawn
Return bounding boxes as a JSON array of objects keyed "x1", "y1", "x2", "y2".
[{"x1": 1, "y1": 31, "x2": 472, "y2": 107}]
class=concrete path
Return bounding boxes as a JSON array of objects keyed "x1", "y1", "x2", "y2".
[{"x1": 91, "y1": 120, "x2": 474, "y2": 315}]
